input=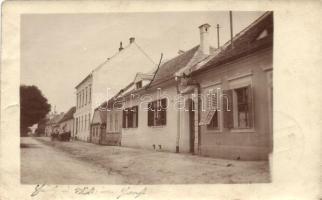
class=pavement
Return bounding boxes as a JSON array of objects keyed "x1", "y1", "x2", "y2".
[{"x1": 21, "y1": 137, "x2": 270, "y2": 184}]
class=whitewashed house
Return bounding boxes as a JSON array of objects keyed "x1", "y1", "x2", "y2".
[
  {"x1": 118, "y1": 23, "x2": 217, "y2": 153},
  {"x1": 74, "y1": 38, "x2": 156, "y2": 141}
]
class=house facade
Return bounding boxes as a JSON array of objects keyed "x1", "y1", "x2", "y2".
[
  {"x1": 90, "y1": 102, "x2": 107, "y2": 144},
  {"x1": 74, "y1": 38, "x2": 156, "y2": 142},
  {"x1": 58, "y1": 107, "x2": 76, "y2": 136},
  {"x1": 105, "y1": 99, "x2": 122, "y2": 146},
  {"x1": 187, "y1": 12, "x2": 273, "y2": 160},
  {"x1": 117, "y1": 12, "x2": 273, "y2": 160}
]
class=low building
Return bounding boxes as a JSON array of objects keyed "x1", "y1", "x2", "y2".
[
  {"x1": 90, "y1": 102, "x2": 107, "y2": 144},
  {"x1": 45, "y1": 112, "x2": 65, "y2": 136},
  {"x1": 180, "y1": 11, "x2": 273, "y2": 160},
  {"x1": 58, "y1": 107, "x2": 76, "y2": 137},
  {"x1": 105, "y1": 98, "x2": 122, "y2": 146},
  {"x1": 118, "y1": 23, "x2": 216, "y2": 152}
]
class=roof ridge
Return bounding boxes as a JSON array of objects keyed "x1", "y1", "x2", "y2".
[
  {"x1": 220, "y1": 11, "x2": 272, "y2": 51},
  {"x1": 133, "y1": 42, "x2": 157, "y2": 65},
  {"x1": 93, "y1": 43, "x2": 132, "y2": 72}
]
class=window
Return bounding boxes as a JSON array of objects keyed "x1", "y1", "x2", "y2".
[
  {"x1": 148, "y1": 99, "x2": 167, "y2": 126},
  {"x1": 234, "y1": 86, "x2": 252, "y2": 128},
  {"x1": 223, "y1": 85, "x2": 253, "y2": 129},
  {"x1": 76, "y1": 93, "x2": 79, "y2": 108},
  {"x1": 82, "y1": 90, "x2": 85, "y2": 107},
  {"x1": 85, "y1": 115, "x2": 87, "y2": 130},
  {"x1": 199, "y1": 88, "x2": 220, "y2": 129},
  {"x1": 207, "y1": 89, "x2": 219, "y2": 129},
  {"x1": 115, "y1": 113, "x2": 118, "y2": 132},
  {"x1": 207, "y1": 111, "x2": 219, "y2": 129},
  {"x1": 85, "y1": 87, "x2": 88, "y2": 105},
  {"x1": 81, "y1": 116, "x2": 83, "y2": 130},
  {"x1": 136, "y1": 81, "x2": 142, "y2": 89},
  {"x1": 110, "y1": 113, "x2": 113, "y2": 131},
  {"x1": 88, "y1": 114, "x2": 91, "y2": 130},
  {"x1": 123, "y1": 106, "x2": 138, "y2": 128},
  {"x1": 89, "y1": 85, "x2": 91, "y2": 103}
]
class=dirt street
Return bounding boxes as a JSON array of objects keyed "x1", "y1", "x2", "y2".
[
  {"x1": 21, "y1": 137, "x2": 124, "y2": 184},
  {"x1": 21, "y1": 137, "x2": 270, "y2": 184}
]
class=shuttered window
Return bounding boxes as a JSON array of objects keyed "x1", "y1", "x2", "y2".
[
  {"x1": 207, "y1": 89, "x2": 219, "y2": 129},
  {"x1": 199, "y1": 89, "x2": 219, "y2": 129},
  {"x1": 147, "y1": 98, "x2": 167, "y2": 126},
  {"x1": 122, "y1": 106, "x2": 138, "y2": 128}
]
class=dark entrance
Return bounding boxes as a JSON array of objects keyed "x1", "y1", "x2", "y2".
[{"x1": 188, "y1": 99, "x2": 195, "y2": 153}]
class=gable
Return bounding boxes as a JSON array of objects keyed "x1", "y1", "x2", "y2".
[
  {"x1": 91, "y1": 43, "x2": 157, "y2": 105},
  {"x1": 92, "y1": 110, "x2": 102, "y2": 124}
]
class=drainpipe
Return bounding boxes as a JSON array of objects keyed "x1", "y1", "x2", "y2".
[{"x1": 175, "y1": 76, "x2": 181, "y2": 153}]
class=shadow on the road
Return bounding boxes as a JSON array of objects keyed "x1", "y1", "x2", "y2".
[{"x1": 20, "y1": 143, "x2": 40, "y2": 148}]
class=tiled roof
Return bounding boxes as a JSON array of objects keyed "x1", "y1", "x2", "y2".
[
  {"x1": 190, "y1": 11, "x2": 273, "y2": 74},
  {"x1": 59, "y1": 107, "x2": 76, "y2": 123},
  {"x1": 149, "y1": 45, "x2": 201, "y2": 86}
]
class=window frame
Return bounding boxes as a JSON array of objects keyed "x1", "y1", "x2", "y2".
[
  {"x1": 136, "y1": 81, "x2": 143, "y2": 89},
  {"x1": 147, "y1": 98, "x2": 167, "y2": 127},
  {"x1": 228, "y1": 74, "x2": 255, "y2": 132},
  {"x1": 122, "y1": 106, "x2": 139, "y2": 129},
  {"x1": 201, "y1": 84, "x2": 222, "y2": 132}
]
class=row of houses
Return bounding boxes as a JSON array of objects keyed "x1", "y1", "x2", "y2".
[{"x1": 45, "y1": 12, "x2": 273, "y2": 160}]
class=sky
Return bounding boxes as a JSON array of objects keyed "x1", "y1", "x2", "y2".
[{"x1": 21, "y1": 11, "x2": 265, "y2": 113}]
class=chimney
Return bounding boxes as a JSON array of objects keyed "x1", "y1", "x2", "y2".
[
  {"x1": 199, "y1": 23, "x2": 211, "y2": 55},
  {"x1": 119, "y1": 41, "x2": 123, "y2": 51},
  {"x1": 129, "y1": 37, "x2": 135, "y2": 44}
]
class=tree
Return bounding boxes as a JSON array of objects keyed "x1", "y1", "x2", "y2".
[{"x1": 20, "y1": 85, "x2": 51, "y2": 136}]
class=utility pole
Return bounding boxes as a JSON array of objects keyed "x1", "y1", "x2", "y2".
[
  {"x1": 216, "y1": 24, "x2": 220, "y2": 48},
  {"x1": 229, "y1": 11, "x2": 234, "y2": 49}
]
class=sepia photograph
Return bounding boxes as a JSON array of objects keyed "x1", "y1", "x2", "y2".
[
  {"x1": 1, "y1": 0, "x2": 322, "y2": 199},
  {"x1": 20, "y1": 11, "x2": 273, "y2": 185}
]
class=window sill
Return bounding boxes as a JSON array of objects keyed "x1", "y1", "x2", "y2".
[
  {"x1": 206, "y1": 128, "x2": 221, "y2": 132},
  {"x1": 230, "y1": 128, "x2": 255, "y2": 133},
  {"x1": 149, "y1": 125, "x2": 166, "y2": 128}
]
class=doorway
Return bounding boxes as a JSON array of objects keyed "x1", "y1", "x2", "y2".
[{"x1": 188, "y1": 99, "x2": 195, "y2": 153}]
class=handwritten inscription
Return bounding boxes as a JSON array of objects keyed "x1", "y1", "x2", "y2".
[
  {"x1": 30, "y1": 184, "x2": 58, "y2": 197},
  {"x1": 31, "y1": 184, "x2": 147, "y2": 199},
  {"x1": 116, "y1": 186, "x2": 147, "y2": 199},
  {"x1": 74, "y1": 186, "x2": 95, "y2": 195}
]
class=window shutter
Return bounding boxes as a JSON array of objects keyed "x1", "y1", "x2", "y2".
[
  {"x1": 223, "y1": 89, "x2": 234, "y2": 128},
  {"x1": 161, "y1": 99, "x2": 167, "y2": 125},
  {"x1": 135, "y1": 106, "x2": 138, "y2": 128},
  {"x1": 247, "y1": 85, "x2": 254, "y2": 128},
  {"x1": 212, "y1": 90, "x2": 218, "y2": 111},
  {"x1": 122, "y1": 110, "x2": 126, "y2": 128},
  {"x1": 148, "y1": 103, "x2": 153, "y2": 126}
]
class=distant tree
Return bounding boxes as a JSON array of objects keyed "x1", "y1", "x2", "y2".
[{"x1": 20, "y1": 85, "x2": 51, "y2": 136}]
